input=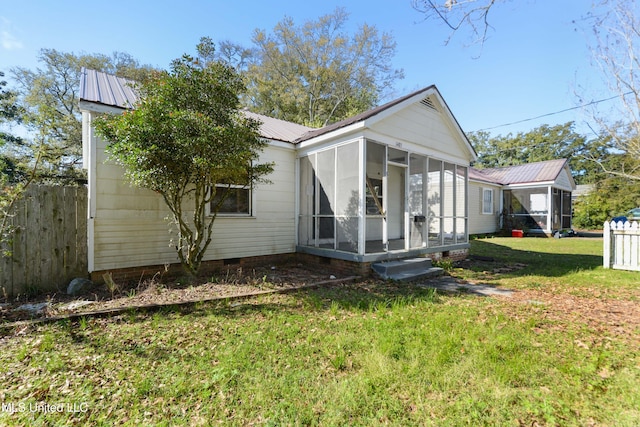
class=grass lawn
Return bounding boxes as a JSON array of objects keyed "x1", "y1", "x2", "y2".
[{"x1": 1, "y1": 237, "x2": 638, "y2": 426}]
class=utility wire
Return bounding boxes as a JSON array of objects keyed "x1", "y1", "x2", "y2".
[{"x1": 474, "y1": 91, "x2": 634, "y2": 132}]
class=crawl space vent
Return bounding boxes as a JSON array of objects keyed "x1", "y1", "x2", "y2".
[{"x1": 420, "y1": 97, "x2": 437, "y2": 111}]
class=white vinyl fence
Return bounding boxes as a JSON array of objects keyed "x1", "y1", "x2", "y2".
[{"x1": 603, "y1": 220, "x2": 640, "y2": 271}]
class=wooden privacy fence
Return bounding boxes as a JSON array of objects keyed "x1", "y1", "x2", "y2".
[
  {"x1": 1, "y1": 185, "x2": 88, "y2": 297},
  {"x1": 603, "y1": 220, "x2": 640, "y2": 271}
]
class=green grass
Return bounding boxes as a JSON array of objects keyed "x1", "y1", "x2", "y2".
[
  {"x1": 0, "y1": 238, "x2": 638, "y2": 426},
  {"x1": 465, "y1": 236, "x2": 639, "y2": 293}
]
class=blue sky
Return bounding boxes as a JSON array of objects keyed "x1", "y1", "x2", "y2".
[{"x1": 0, "y1": 0, "x2": 618, "y2": 138}]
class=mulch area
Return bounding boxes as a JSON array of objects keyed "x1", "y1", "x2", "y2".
[{"x1": 0, "y1": 264, "x2": 340, "y2": 325}]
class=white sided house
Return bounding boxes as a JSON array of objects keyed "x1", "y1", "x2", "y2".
[
  {"x1": 79, "y1": 69, "x2": 477, "y2": 281},
  {"x1": 468, "y1": 159, "x2": 576, "y2": 235}
]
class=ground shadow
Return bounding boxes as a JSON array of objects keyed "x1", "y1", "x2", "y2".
[{"x1": 467, "y1": 238, "x2": 602, "y2": 278}]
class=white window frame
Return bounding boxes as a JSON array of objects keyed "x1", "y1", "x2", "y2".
[
  {"x1": 208, "y1": 183, "x2": 253, "y2": 217},
  {"x1": 482, "y1": 188, "x2": 494, "y2": 215}
]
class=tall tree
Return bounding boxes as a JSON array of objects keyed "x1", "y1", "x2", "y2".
[
  {"x1": 246, "y1": 8, "x2": 404, "y2": 127},
  {"x1": 573, "y1": 156, "x2": 640, "y2": 229},
  {"x1": 94, "y1": 40, "x2": 274, "y2": 276},
  {"x1": 585, "y1": 0, "x2": 640, "y2": 180},
  {"x1": 0, "y1": 71, "x2": 39, "y2": 255},
  {"x1": 469, "y1": 122, "x2": 599, "y2": 183},
  {"x1": 11, "y1": 49, "x2": 155, "y2": 183}
]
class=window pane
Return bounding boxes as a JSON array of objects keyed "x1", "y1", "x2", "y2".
[
  {"x1": 483, "y1": 189, "x2": 493, "y2": 214},
  {"x1": 212, "y1": 186, "x2": 250, "y2": 214}
]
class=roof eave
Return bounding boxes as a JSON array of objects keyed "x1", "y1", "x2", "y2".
[{"x1": 78, "y1": 99, "x2": 129, "y2": 114}]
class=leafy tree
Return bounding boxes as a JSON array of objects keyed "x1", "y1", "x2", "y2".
[
  {"x1": 469, "y1": 122, "x2": 600, "y2": 184},
  {"x1": 245, "y1": 8, "x2": 404, "y2": 127},
  {"x1": 0, "y1": 71, "x2": 39, "y2": 255},
  {"x1": 10, "y1": 49, "x2": 155, "y2": 183},
  {"x1": 94, "y1": 40, "x2": 274, "y2": 276},
  {"x1": 213, "y1": 39, "x2": 255, "y2": 72},
  {"x1": 573, "y1": 154, "x2": 640, "y2": 228},
  {"x1": 584, "y1": 0, "x2": 640, "y2": 180}
]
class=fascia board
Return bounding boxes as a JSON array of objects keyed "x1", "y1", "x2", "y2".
[
  {"x1": 295, "y1": 121, "x2": 365, "y2": 150},
  {"x1": 79, "y1": 100, "x2": 128, "y2": 115}
]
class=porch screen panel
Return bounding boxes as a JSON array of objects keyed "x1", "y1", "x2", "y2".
[
  {"x1": 298, "y1": 155, "x2": 314, "y2": 246},
  {"x1": 456, "y1": 166, "x2": 468, "y2": 243},
  {"x1": 427, "y1": 158, "x2": 442, "y2": 246},
  {"x1": 562, "y1": 190, "x2": 572, "y2": 229},
  {"x1": 366, "y1": 141, "x2": 385, "y2": 253},
  {"x1": 443, "y1": 162, "x2": 455, "y2": 245},
  {"x1": 409, "y1": 154, "x2": 426, "y2": 248},
  {"x1": 507, "y1": 189, "x2": 548, "y2": 231},
  {"x1": 552, "y1": 189, "x2": 561, "y2": 230},
  {"x1": 317, "y1": 150, "x2": 335, "y2": 247},
  {"x1": 336, "y1": 142, "x2": 360, "y2": 253}
]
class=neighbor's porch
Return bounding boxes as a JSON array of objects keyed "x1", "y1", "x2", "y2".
[{"x1": 502, "y1": 186, "x2": 572, "y2": 234}]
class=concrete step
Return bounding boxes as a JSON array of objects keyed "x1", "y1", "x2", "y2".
[{"x1": 371, "y1": 258, "x2": 444, "y2": 281}]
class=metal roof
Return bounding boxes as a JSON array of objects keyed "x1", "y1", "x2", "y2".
[
  {"x1": 79, "y1": 68, "x2": 313, "y2": 143},
  {"x1": 79, "y1": 68, "x2": 138, "y2": 110},
  {"x1": 79, "y1": 69, "x2": 469, "y2": 150},
  {"x1": 242, "y1": 110, "x2": 313, "y2": 143},
  {"x1": 470, "y1": 159, "x2": 569, "y2": 185}
]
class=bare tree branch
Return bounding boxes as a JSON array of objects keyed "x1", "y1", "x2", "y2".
[{"x1": 411, "y1": 0, "x2": 500, "y2": 47}]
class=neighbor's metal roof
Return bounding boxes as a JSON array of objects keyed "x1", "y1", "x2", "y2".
[
  {"x1": 470, "y1": 159, "x2": 569, "y2": 185},
  {"x1": 79, "y1": 68, "x2": 138, "y2": 109},
  {"x1": 79, "y1": 68, "x2": 313, "y2": 143}
]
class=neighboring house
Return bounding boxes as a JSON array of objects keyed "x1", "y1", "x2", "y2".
[
  {"x1": 79, "y1": 69, "x2": 477, "y2": 280},
  {"x1": 468, "y1": 159, "x2": 576, "y2": 235}
]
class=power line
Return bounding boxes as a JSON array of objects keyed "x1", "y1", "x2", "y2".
[{"x1": 474, "y1": 91, "x2": 634, "y2": 132}]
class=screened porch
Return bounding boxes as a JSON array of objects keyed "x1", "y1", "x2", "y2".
[
  {"x1": 503, "y1": 187, "x2": 572, "y2": 234},
  {"x1": 297, "y1": 139, "x2": 469, "y2": 262}
]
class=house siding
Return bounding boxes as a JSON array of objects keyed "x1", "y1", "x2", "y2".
[
  {"x1": 555, "y1": 167, "x2": 573, "y2": 191},
  {"x1": 89, "y1": 112, "x2": 296, "y2": 272},
  {"x1": 468, "y1": 181, "x2": 501, "y2": 234},
  {"x1": 369, "y1": 103, "x2": 472, "y2": 162}
]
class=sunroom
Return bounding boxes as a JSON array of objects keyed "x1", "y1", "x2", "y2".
[{"x1": 295, "y1": 86, "x2": 476, "y2": 262}]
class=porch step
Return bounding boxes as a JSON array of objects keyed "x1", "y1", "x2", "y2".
[{"x1": 371, "y1": 258, "x2": 444, "y2": 281}]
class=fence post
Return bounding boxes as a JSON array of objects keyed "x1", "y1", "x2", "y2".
[{"x1": 603, "y1": 220, "x2": 611, "y2": 269}]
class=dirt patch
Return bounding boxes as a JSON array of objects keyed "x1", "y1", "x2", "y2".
[
  {"x1": 0, "y1": 264, "x2": 337, "y2": 324},
  {"x1": 495, "y1": 286, "x2": 640, "y2": 345}
]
